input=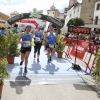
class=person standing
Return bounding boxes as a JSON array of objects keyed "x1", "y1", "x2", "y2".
[
  {"x1": 12, "y1": 24, "x2": 18, "y2": 34},
  {"x1": 18, "y1": 25, "x2": 32, "y2": 73},
  {"x1": 45, "y1": 26, "x2": 58, "y2": 63},
  {"x1": 33, "y1": 26, "x2": 43, "y2": 62}
]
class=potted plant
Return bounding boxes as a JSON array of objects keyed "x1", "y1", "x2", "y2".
[
  {"x1": 7, "y1": 34, "x2": 20, "y2": 64},
  {"x1": 0, "y1": 35, "x2": 10, "y2": 99},
  {"x1": 56, "y1": 35, "x2": 66, "y2": 58},
  {"x1": 92, "y1": 49, "x2": 100, "y2": 84}
]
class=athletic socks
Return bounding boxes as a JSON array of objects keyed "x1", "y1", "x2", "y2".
[
  {"x1": 20, "y1": 61, "x2": 23, "y2": 65},
  {"x1": 34, "y1": 54, "x2": 36, "y2": 58},
  {"x1": 37, "y1": 59, "x2": 40, "y2": 62}
]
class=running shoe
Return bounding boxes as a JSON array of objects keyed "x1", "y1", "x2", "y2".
[
  {"x1": 24, "y1": 67, "x2": 27, "y2": 73},
  {"x1": 47, "y1": 58, "x2": 50, "y2": 63},
  {"x1": 50, "y1": 56, "x2": 52, "y2": 61},
  {"x1": 37, "y1": 59, "x2": 40, "y2": 62},
  {"x1": 20, "y1": 61, "x2": 23, "y2": 65}
]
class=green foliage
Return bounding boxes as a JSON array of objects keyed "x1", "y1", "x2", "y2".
[
  {"x1": 56, "y1": 35, "x2": 66, "y2": 52},
  {"x1": 0, "y1": 35, "x2": 9, "y2": 59},
  {"x1": 92, "y1": 49, "x2": 100, "y2": 84},
  {"x1": 0, "y1": 58, "x2": 10, "y2": 84},
  {"x1": 67, "y1": 17, "x2": 85, "y2": 26},
  {"x1": 60, "y1": 19, "x2": 65, "y2": 24},
  {"x1": 7, "y1": 34, "x2": 20, "y2": 56},
  {"x1": 0, "y1": 35, "x2": 10, "y2": 84}
]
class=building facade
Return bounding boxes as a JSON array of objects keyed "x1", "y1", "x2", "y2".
[
  {"x1": 93, "y1": 0, "x2": 100, "y2": 30},
  {"x1": 80, "y1": 0, "x2": 96, "y2": 26},
  {"x1": 65, "y1": 0, "x2": 97, "y2": 29},
  {"x1": 66, "y1": 2, "x2": 81, "y2": 19},
  {"x1": 0, "y1": 12, "x2": 9, "y2": 27},
  {"x1": 47, "y1": 4, "x2": 64, "y2": 19}
]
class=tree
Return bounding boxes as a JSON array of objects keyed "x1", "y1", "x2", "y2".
[
  {"x1": 67, "y1": 17, "x2": 85, "y2": 26},
  {"x1": 60, "y1": 19, "x2": 65, "y2": 24}
]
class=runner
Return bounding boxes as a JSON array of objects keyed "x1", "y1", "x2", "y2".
[
  {"x1": 18, "y1": 25, "x2": 32, "y2": 73},
  {"x1": 33, "y1": 26, "x2": 43, "y2": 62},
  {"x1": 45, "y1": 26, "x2": 58, "y2": 63}
]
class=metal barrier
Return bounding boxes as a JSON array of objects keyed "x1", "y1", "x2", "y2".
[{"x1": 63, "y1": 37, "x2": 99, "y2": 73}]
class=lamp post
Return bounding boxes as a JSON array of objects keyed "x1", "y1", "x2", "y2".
[{"x1": 88, "y1": 16, "x2": 94, "y2": 53}]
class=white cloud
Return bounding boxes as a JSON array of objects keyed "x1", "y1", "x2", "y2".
[
  {"x1": 11, "y1": 0, "x2": 18, "y2": 3},
  {"x1": 0, "y1": 0, "x2": 8, "y2": 3},
  {"x1": 0, "y1": 0, "x2": 82, "y2": 16}
]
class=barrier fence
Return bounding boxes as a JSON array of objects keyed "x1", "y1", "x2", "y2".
[{"x1": 63, "y1": 37, "x2": 100, "y2": 73}]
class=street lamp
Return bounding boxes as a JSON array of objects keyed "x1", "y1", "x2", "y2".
[{"x1": 88, "y1": 16, "x2": 94, "y2": 53}]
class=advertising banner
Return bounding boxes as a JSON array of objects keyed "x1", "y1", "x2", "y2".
[
  {"x1": 68, "y1": 26, "x2": 91, "y2": 34},
  {"x1": 70, "y1": 40, "x2": 89, "y2": 59},
  {"x1": 17, "y1": 19, "x2": 38, "y2": 28}
]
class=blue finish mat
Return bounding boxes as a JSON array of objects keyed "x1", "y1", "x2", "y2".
[{"x1": 6, "y1": 46, "x2": 88, "y2": 77}]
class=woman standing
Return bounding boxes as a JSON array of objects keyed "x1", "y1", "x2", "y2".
[
  {"x1": 33, "y1": 26, "x2": 43, "y2": 62},
  {"x1": 45, "y1": 26, "x2": 58, "y2": 63},
  {"x1": 18, "y1": 25, "x2": 32, "y2": 73}
]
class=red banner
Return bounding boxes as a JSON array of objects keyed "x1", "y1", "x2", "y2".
[
  {"x1": 68, "y1": 26, "x2": 91, "y2": 34},
  {"x1": 70, "y1": 40, "x2": 89, "y2": 59},
  {"x1": 17, "y1": 19, "x2": 38, "y2": 28}
]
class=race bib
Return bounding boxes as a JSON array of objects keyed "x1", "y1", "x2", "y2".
[
  {"x1": 35, "y1": 37, "x2": 40, "y2": 41},
  {"x1": 24, "y1": 41, "x2": 31, "y2": 47},
  {"x1": 49, "y1": 44, "x2": 54, "y2": 48}
]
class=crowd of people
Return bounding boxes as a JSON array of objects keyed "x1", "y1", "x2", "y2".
[
  {"x1": 0, "y1": 24, "x2": 18, "y2": 35},
  {"x1": 64, "y1": 31, "x2": 100, "y2": 45}
]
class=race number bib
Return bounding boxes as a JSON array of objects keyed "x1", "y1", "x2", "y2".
[
  {"x1": 49, "y1": 44, "x2": 54, "y2": 48},
  {"x1": 24, "y1": 41, "x2": 31, "y2": 47},
  {"x1": 35, "y1": 37, "x2": 40, "y2": 41}
]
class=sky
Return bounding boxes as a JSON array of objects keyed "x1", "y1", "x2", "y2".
[{"x1": 0, "y1": 0, "x2": 82, "y2": 16}]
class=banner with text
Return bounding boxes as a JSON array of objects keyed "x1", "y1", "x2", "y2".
[
  {"x1": 68, "y1": 26, "x2": 91, "y2": 34},
  {"x1": 70, "y1": 40, "x2": 89, "y2": 59}
]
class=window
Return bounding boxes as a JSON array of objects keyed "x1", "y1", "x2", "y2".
[
  {"x1": 96, "y1": 3, "x2": 100, "y2": 10},
  {"x1": 74, "y1": 11, "x2": 75, "y2": 14},
  {"x1": 53, "y1": 12, "x2": 54, "y2": 14},
  {"x1": 70, "y1": 14, "x2": 71, "y2": 18},
  {"x1": 77, "y1": 8, "x2": 79, "y2": 12},
  {"x1": 48, "y1": 12, "x2": 49, "y2": 14},
  {"x1": 95, "y1": 16, "x2": 98, "y2": 25}
]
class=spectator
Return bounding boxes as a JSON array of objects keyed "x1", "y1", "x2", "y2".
[
  {"x1": 12, "y1": 24, "x2": 18, "y2": 34},
  {"x1": 0, "y1": 27, "x2": 6, "y2": 35}
]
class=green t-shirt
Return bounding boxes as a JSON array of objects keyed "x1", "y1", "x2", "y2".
[{"x1": 12, "y1": 27, "x2": 18, "y2": 34}]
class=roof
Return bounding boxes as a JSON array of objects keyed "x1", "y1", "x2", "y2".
[{"x1": 0, "y1": 12, "x2": 9, "y2": 21}]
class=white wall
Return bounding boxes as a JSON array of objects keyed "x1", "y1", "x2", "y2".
[
  {"x1": 94, "y1": 1, "x2": 100, "y2": 25},
  {"x1": 67, "y1": 4, "x2": 81, "y2": 19},
  {"x1": 47, "y1": 11, "x2": 55, "y2": 17},
  {"x1": 59, "y1": 13, "x2": 64, "y2": 19}
]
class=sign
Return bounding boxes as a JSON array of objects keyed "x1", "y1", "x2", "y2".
[
  {"x1": 68, "y1": 26, "x2": 91, "y2": 34},
  {"x1": 17, "y1": 19, "x2": 38, "y2": 28},
  {"x1": 7, "y1": 8, "x2": 64, "y2": 28},
  {"x1": 70, "y1": 40, "x2": 89, "y2": 59}
]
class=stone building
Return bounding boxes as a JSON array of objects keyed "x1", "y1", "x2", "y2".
[
  {"x1": 0, "y1": 12, "x2": 9, "y2": 27},
  {"x1": 65, "y1": 0, "x2": 97, "y2": 29},
  {"x1": 69, "y1": 0, "x2": 77, "y2": 7},
  {"x1": 47, "y1": 4, "x2": 64, "y2": 19},
  {"x1": 80, "y1": 0, "x2": 96, "y2": 26}
]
